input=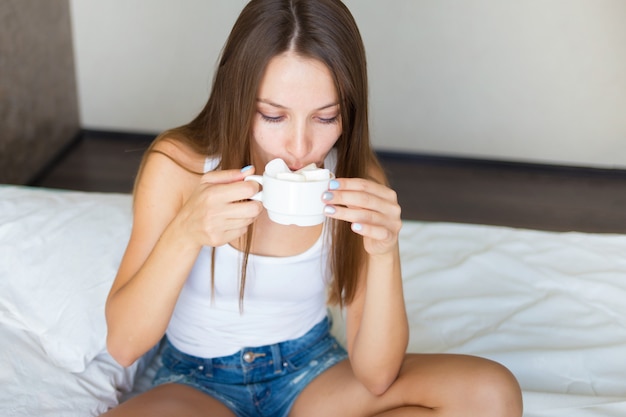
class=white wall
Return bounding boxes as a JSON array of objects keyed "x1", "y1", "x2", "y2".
[{"x1": 70, "y1": 0, "x2": 626, "y2": 168}]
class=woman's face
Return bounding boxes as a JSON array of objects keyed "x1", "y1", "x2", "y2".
[{"x1": 251, "y1": 52, "x2": 342, "y2": 172}]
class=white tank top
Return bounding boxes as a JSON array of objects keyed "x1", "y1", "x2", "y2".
[{"x1": 166, "y1": 151, "x2": 337, "y2": 358}]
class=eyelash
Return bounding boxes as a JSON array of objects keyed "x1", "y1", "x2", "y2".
[
  {"x1": 258, "y1": 112, "x2": 339, "y2": 125},
  {"x1": 319, "y1": 116, "x2": 339, "y2": 125},
  {"x1": 259, "y1": 113, "x2": 283, "y2": 123}
]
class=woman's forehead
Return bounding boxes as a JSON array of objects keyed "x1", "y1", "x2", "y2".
[{"x1": 257, "y1": 53, "x2": 338, "y2": 110}]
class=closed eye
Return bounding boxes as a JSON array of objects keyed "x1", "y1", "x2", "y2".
[
  {"x1": 259, "y1": 112, "x2": 283, "y2": 123},
  {"x1": 318, "y1": 116, "x2": 339, "y2": 125}
]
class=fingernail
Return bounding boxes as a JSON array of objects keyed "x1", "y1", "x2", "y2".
[
  {"x1": 241, "y1": 165, "x2": 253, "y2": 172},
  {"x1": 352, "y1": 223, "x2": 363, "y2": 232},
  {"x1": 324, "y1": 205, "x2": 336, "y2": 215},
  {"x1": 329, "y1": 179, "x2": 339, "y2": 190},
  {"x1": 322, "y1": 192, "x2": 334, "y2": 201}
]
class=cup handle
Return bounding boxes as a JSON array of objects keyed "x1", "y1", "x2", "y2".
[{"x1": 244, "y1": 175, "x2": 263, "y2": 201}]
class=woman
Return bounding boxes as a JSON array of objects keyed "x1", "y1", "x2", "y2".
[{"x1": 103, "y1": 0, "x2": 523, "y2": 416}]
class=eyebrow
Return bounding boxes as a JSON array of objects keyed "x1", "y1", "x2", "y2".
[{"x1": 256, "y1": 98, "x2": 339, "y2": 111}]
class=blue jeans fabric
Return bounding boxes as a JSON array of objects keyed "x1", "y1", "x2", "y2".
[{"x1": 153, "y1": 317, "x2": 348, "y2": 417}]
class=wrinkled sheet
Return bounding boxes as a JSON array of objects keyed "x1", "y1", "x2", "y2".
[
  {"x1": 396, "y1": 221, "x2": 626, "y2": 415},
  {"x1": 1, "y1": 185, "x2": 625, "y2": 416}
]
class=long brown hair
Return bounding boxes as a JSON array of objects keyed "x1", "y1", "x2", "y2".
[{"x1": 139, "y1": 0, "x2": 383, "y2": 306}]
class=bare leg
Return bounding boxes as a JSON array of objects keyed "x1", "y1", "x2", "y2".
[
  {"x1": 100, "y1": 383, "x2": 236, "y2": 417},
  {"x1": 290, "y1": 353, "x2": 523, "y2": 417}
]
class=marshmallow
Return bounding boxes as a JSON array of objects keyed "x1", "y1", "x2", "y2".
[
  {"x1": 264, "y1": 158, "x2": 290, "y2": 177},
  {"x1": 276, "y1": 172, "x2": 306, "y2": 181},
  {"x1": 301, "y1": 168, "x2": 331, "y2": 181},
  {"x1": 264, "y1": 158, "x2": 332, "y2": 182},
  {"x1": 296, "y1": 163, "x2": 318, "y2": 173}
]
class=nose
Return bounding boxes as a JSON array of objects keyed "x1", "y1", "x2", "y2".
[{"x1": 285, "y1": 122, "x2": 312, "y2": 161}]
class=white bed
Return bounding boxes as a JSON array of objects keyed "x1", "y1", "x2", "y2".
[{"x1": 1, "y1": 184, "x2": 625, "y2": 416}]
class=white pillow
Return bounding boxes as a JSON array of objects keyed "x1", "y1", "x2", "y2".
[
  {"x1": 0, "y1": 324, "x2": 141, "y2": 417},
  {"x1": 0, "y1": 185, "x2": 132, "y2": 372}
]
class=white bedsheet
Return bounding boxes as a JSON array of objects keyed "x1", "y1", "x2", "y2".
[
  {"x1": 391, "y1": 222, "x2": 626, "y2": 416},
  {"x1": 1, "y1": 185, "x2": 625, "y2": 416}
]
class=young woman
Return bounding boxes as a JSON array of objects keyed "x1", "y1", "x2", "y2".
[{"x1": 102, "y1": 1, "x2": 523, "y2": 416}]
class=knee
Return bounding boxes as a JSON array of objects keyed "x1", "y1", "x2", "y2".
[{"x1": 466, "y1": 357, "x2": 523, "y2": 417}]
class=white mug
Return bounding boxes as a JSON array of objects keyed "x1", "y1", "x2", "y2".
[{"x1": 244, "y1": 172, "x2": 333, "y2": 226}]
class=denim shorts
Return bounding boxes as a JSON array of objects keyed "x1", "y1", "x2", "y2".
[{"x1": 153, "y1": 316, "x2": 348, "y2": 417}]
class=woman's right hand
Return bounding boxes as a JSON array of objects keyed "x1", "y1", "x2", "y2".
[
  {"x1": 175, "y1": 167, "x2": 263, "y2": 248},
  {"x1": 106, "y1": 158, "x2": 261, "y2": 366}
]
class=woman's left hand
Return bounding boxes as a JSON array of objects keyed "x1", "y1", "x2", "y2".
[{"x1": 322, "y1": 178, "x2": 402, "y2": 256}]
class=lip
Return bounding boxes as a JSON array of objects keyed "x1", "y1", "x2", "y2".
[{"x1": 288, "y1": 162, "x2": 320, "y2": 171}]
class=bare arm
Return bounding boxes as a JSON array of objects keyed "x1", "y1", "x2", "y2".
[
  {"x1": 323, "y1": 168, "x2": 407, "y2": 395},
  {"x1": 105, "y1": 149, "x2": 261, "y2": 366},
  {"x1": 345, "y1": 245, "x2": 407, "y2": 396}
]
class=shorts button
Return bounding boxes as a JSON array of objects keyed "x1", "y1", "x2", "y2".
[
  {"x1": 198, "y1": 365, "x2": 204, "y2": 371},
  {"x1": 243, "y1": 352, "x2": 254, "y2": 363}
]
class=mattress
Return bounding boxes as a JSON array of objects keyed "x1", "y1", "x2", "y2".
[{"x1": 1, "y1": 185, "x2": 625, "y2": 416}]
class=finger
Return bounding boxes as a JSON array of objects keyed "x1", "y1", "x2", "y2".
[
  {"x1": 349, "y1": 221, "x2": 394, "y2": 241},
  {"x1": 200, "y1": 166, "x2": 256, "y2": 185},
  {"x1": 326, "y1": 178, "x2": 399, "y2": 213},
  {"x1": 324, "y1": 202, "x2": 402, "y2": 238},
  {"x1": 344, "y1": 211, "x2": 402, "y2": 256},
  {"x1": 324, "y1": 203, "x2": 386, "y2": 229},
  {"x1": 199, "y1": 175, "x2": 260, "y2": 204},
  {"x1": 200, "y1": 201, "x2": 262, "y2": 246},
  {"x1": 323, "y1": 189, "x2": 401, "y2": 222},
  {"x1": 329, "y1": 178, "x2": 398, "y2": 203},
  {"x1": 224, "y1": 199, "x2": 263, "y2": 221}
]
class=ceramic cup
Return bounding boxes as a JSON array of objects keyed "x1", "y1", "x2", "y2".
[{"x1": 244, "y1": 171, "x2": 333, "y2": 226}]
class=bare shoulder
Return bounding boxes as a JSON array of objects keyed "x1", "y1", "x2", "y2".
[
  {"x1": 129, "y1": 137, "x2": 208, "y2": 244},
  {"x1": 149, "y1": 137, "x2": 207, "y2": 176},
  {"x1": 136, "y1": 137, "x2": 207, "y2": 201}
]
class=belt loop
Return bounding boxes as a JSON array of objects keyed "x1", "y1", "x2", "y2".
[
  {"x1": 196, "y1": 357, "x2": 213, "y2": 377},
  {"x1": 271, "y1": 343, "x2": 283, "y2": 373}
]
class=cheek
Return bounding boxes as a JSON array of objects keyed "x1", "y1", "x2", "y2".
[
  {"x1": 252, "y1": 123, "x2": 280, "y2": 153},
  {"x1": 315, "y1": 125, "x2": 342, "y2": 149},
  {"x1": 251, "y1": 124, "x2": 287, "y2": 166}
]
